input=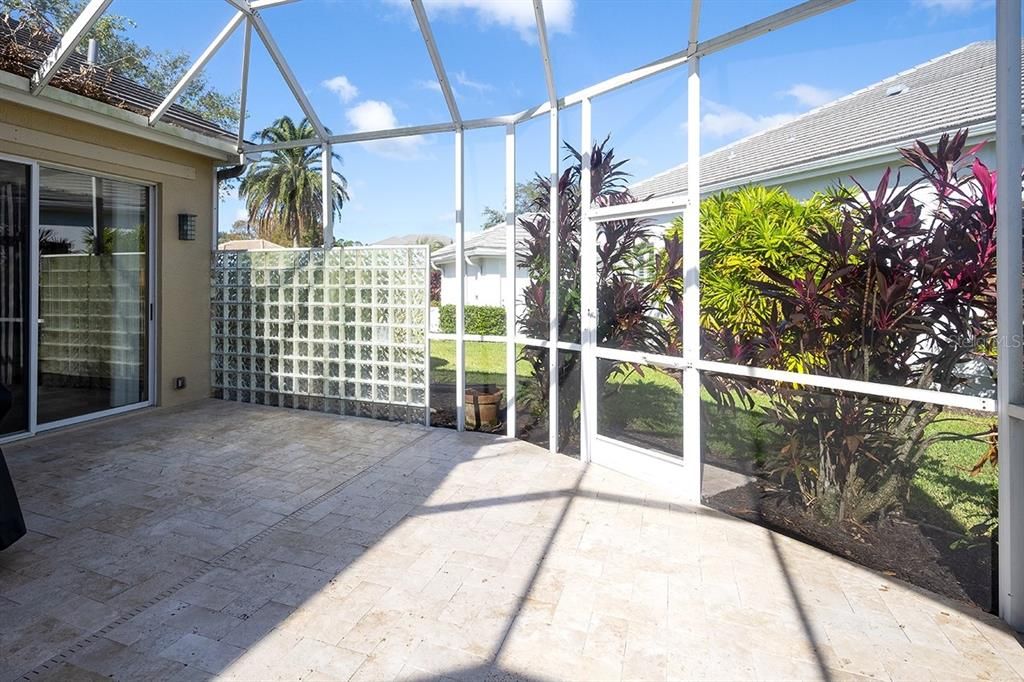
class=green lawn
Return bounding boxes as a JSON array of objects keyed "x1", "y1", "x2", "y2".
[
  {"x1": 429, "y1": 340, "x2": 534, "y2": 387},
  {"x1": 699, "y1": 382, "x2": 996, "y2": 535},
  {"x1": 429, "y1": 340, "x2": 996, "y2": 535}
]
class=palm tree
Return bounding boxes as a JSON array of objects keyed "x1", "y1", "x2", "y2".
[{"x1": 239, "y1": 116, "x2": 349, "y2": 247}]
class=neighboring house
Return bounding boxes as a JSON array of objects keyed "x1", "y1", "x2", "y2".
[
  {"x1": 432, "y1": 43, "x2": 1018, "y2": 316},
  {"x1": 218, "y1": 239, "x2": 286, "y2": 251},
  {"x1": 630, "y1": 41, "x2": 1014, "y2": 202},
  {"x1": 630, "y1": 41, "x2": 1012, "y2": 400},
  {"x1": 374, "y1": 233, "x2": 452, "y2": 247},
  {"x1": 431, "y1": 224, "x2": 530, "y2": 308},
  {"x1": 0, "y1": 20, "x2": 238, "y2": 437}
]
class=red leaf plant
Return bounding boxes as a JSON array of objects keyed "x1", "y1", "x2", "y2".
[
  {"x1": 516, "y1": 136, "x2": 690, "y2": 450},
  {"x1": 734, "y1": 130, "x2": 999, "y2": 524}
]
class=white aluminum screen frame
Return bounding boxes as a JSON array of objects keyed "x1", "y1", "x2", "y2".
[
  {"x1": 996, "y1": 0, "x2": 1024, "y2": 629},
  {"x1": 36, "y1": 0, "x2": 1023, "y2": 630}
]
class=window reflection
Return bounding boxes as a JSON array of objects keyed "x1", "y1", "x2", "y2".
[{"x1": 38, "y1": 167, "x2": 149, "y2": 424}]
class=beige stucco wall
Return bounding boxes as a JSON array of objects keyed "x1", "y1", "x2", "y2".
[{"x1": 0, "y1": 101, "x2": 222, "y2": 409}]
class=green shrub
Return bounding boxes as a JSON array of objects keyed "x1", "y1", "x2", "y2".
[
  {"x1": 667, "y1": 185, "x2": 841, "y2": 340},
  {"x1": 438, "y1": 304, "x2": 506, "y2": 335},
  {"x1": 439, "y1": 304, "x2": 456, "y2": 332}
]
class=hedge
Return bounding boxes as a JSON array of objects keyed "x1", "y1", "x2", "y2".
[{"x1": 438, "y1": 304, "x2": 506, "y2": 335}]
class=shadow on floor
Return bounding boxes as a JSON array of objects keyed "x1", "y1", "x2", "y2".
[{"x1": 1, "y1": 400, "x2": 1019, "y2": 681}]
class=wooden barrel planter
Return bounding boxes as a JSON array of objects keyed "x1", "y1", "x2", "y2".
[{"x1": 465, "y1": 385, "x2": 504, "y2": 430}]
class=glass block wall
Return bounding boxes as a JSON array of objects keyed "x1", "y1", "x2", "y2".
[
  {"x1": 39, "y1": 253, "x2": 148, "y2": 388},
  {"x1": 211, "y1": 246, "x2": 429, "y2": 423}
]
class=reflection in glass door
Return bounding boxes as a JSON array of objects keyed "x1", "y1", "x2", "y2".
[
  {"x1": 581, "y1": 194, "x2": 698, "y2": 494},
  {"x1": 37, "y1": 167, "x2": 150, "y2": 426},
  {"x1": 0, "y1": 160, "x2": 31, "y2": 437}
]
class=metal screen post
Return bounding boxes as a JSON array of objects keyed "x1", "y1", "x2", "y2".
[
  {"x1": 580, "y1": 97, "x2": 595, "y2": 464},
  {"x1": 505, "y1": 125, "x2": 518, "y2": 438},
  {"x1": 237, "y1": 18, "x2": 252, "y2": 151},
  {"x1": 455, "y1": 129, "x2": 466, "y2": 431},
  {"x1": 321, "y1": 144, "x2": 334, "y2": 248},
  {"x1": 996, "y1": 0, "x2": 1024, "y2": 630},
  {"x1": 547, "y1": 108, "x2": 559, "y2": 454},
  {"x1": 681, "y1": 54, "x2": 702, "y2": 504}
]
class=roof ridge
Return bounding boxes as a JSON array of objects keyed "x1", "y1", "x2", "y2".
[
  {"x1": 432, "y1": 226, "x2": 504, "y2": 253},
  {"x1": 632, "y1": 41, "x2": 993, "y2": 189},
  {"x1": 432, "y1": 223, "x2": 531, "y2": 260}
]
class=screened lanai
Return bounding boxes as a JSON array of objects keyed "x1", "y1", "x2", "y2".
[{"x1": 2, "y1": 0, "x2": 1024, "y2": 675}]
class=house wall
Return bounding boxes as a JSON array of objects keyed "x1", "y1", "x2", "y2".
[
  {"x1": 438, "y1": 258, "x2": 529, "y2": 308},
  {"x1": 765, "y1": 142, "x2": 996, "y2": 200},
  {"x1": 0, "y1": 101, "x2": 219, "y2": 410}
]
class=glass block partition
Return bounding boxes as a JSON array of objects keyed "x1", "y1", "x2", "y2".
[
  {"x1": 39, "y1": 253, "x2": 148, "y2": 390},
  {"x1": 211, "y1": 246, "x2": 429, "y2": 423}
]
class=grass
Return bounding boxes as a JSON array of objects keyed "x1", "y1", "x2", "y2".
[
  {"x1": 597, "y1": 362, "x2": 685, "y2": 454},
  {"x1": 429, "y1": 341, "x2": 996, "y2": 535},
  {"x1": 912, "y1": 415, "x2": 996, "y2": 533},
  {"x1": 429, "y1": 340, "x2": 534, "y2": 387},
  {"x1": 700, "y1": 384, "x2": 996, "y2": 535}
]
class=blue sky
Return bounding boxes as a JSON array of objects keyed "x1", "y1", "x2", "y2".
[{"x1": 115, "y1": 0, "x2": 997, "y2": 243}]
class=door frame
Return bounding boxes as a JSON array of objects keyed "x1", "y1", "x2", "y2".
[
  {"x1": 586, "y1": 344, "x2": 696, "y2": 495},
  {"x1": 0, "y1": 153, "x2": 157, "y2": 443},
  {"x1": 0, "y1": 152, "x2": 38, "y2": 444},
  {"x1": 575, "y1": 89, "x2": 704, "y2": 502}
]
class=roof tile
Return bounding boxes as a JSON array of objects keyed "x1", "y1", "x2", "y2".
[{"x1": 631, "y1": 42, "x2": 1017, "y2": 198}]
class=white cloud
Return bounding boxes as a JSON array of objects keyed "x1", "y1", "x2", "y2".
[
  {"x1": 454, "y1": 71, "x2": 493, "y2": 93},
  {"x1": 233, "y1": 207, "x2": 248, "y2": 222},
  {"x1": 700, "y1": 101, "x2": 797, "y2": 139},
  {"x1": 683, "y1": 87, "x2": 836, "y2": 142},
  {"x1": 345, "y1": 100, "x2": 426, "y2": 160},
  {"x1": 416, "y1": 79, "x2": 444, "y2": 93},
  {"x1": 913, "y1": 0, "x2": 989, "y2": 12},
  {"x1": 346, "y1": 100, "x2": 399, "y2": 132},
  {"x1": 389, "y1": 0, "x2": 574, "y2": 41},
  {"x1": 322, "y1": 75, "x2": 359, "y2": 103},
  {"x1": 783, "y1": 83, "x2": 840, "y2": 108}
]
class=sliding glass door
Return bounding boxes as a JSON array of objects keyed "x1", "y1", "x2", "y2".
[
  {"x1": 37, "y1": 167, "x2": 151, "y2": 426},
  {"x1": 0, "y1": 160, "x2": 31, "y2": 438}
]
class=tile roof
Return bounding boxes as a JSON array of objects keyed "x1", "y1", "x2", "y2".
[
  {"x1": 431, "y1": 224, "x2": 530, "y2": 264},
  {"x1": 631, "y1": 42, "x2": 1018, "y2": 199},
  {"x1": 374, "y1": 233, "x2": 452, "y2": 247},
  {"x1": 0, "y1": 19, "x2": 234, "y2": 141},
  {"x1": 218, "y1": 239, "x2": 286, "y2": 251}
]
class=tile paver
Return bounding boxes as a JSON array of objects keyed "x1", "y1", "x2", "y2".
[{"x1": 1, "y1": 399, "x2": 1021, "y2": 681}]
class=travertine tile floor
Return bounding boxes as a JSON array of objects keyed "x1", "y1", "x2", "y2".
[{"x1": 1, "y1": 400, "x2": 1022, "y2": 681}]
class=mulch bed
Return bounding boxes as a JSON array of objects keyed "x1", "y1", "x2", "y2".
[
  {"x1": 435, "y1": 392, "x2": 994, "y2": 611},
  {"x1": 704, "y1": 479, "x2": 995, "y2": 612},
  {"x1": 615, "y1": 422, "x2": 996, "y2": 612}
]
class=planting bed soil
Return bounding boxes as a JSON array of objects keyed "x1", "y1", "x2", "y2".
[{"x1": 704, "y1": 479, "x2": 994, "y2": 612}]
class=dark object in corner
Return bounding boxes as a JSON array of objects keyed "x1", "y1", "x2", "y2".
[{"x1": 0, "y1": 383, "x2": 27, "y2": 550}]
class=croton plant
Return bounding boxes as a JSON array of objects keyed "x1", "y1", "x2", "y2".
[
  {"x1": 517, "y1": 129, "x2": 999, "y2": 528},
  {"x1": 737, "y1": 130, "x2": 998, "y2": 524}
]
